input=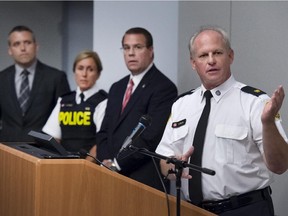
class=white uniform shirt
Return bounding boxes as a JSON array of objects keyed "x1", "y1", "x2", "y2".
[
  {"x1": 156, "y1": 75, "x2": 288, "y2": 201},
  {"x1": 42, "y1": 83, "x2": 107, "y2": 139}
]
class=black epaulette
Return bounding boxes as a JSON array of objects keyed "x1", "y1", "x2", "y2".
[
  {"x1": 241, "y1": 86, "x2": 266, "y2": 97},
  {"x1": 98, "y1": 89, "x2": 108, "y2": 98},
  {"x1": 174, "y1": 89, "x2": 195, "y2": 102},
  {"x1": 60, "y1": 90, "x2": 76, "y2": 98}
]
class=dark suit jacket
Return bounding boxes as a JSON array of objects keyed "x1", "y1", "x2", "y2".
[
  {"x1": 97, "y1": 64, "x2": 177, "y2": 191},
  {"x1": 0, "y1": 60, "x2": 70, "y2": 142}
]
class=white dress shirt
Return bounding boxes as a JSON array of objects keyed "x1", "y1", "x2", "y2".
[{"x1": 156, "y1": 75, "x2": 288, "y2": 201}]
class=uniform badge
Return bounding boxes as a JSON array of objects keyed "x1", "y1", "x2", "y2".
[
  {"x1": 172, "y1": 119, "x2": 186, "y2": 128},
  {"x1": 61, "y1": 103, "x2": 73, "y2": 107},
  {"x1": 216, "y1": 90, "x2": 221, "y2": 96}
]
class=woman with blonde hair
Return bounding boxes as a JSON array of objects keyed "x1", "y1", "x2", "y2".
[{"x1": 43, "y1": 50, "x2": 107, "y2": 153}]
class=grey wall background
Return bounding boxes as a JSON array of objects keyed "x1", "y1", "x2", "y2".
[
  {"x1": 62, "y1": 1, "x2": 93, "y2": 89},
  {"x1": 0, "y1": 1, "x2": 287, "y2": 215}
]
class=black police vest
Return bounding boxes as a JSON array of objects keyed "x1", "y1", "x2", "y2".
[{"x1": 59, "y1": 90, "x2": 107, "y2": 153}]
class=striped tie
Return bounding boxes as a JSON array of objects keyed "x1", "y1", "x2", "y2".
[
  {"x1": 18, "y1": 70, "x2": 30, "y2": 115},
  {"x1": 122, "y1": 79, "x2": 134, "y2": 113}
]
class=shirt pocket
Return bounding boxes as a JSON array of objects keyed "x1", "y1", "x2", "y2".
[
  {"x1": 172, "y1": 125, "x2": 189, "y2": 143},
  {"x1": 215, "y1": 124, "x2": 248, "y2": 164}
]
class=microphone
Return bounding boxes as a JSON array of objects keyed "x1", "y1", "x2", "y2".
[
  {"x1": 79, "y1": 149, "x2": 114, "y2": 171},
  {"x1": 119, "y1": 115, "x2": 152, "y2": 153}
]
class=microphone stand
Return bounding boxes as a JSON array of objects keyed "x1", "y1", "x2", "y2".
[{"x1": 127, "y1": 145, "x2": 215, "y2": 216}]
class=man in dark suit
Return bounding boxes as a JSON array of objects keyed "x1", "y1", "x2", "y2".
[
  {"x1": 89, "y1": 27, "x2": 178, "y2": 191},
  {"x1": 0, "y1": 25, "x2": 70, "y2": 142}
]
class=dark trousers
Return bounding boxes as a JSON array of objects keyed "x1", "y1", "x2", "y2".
[
  {"x1": 201, "y1": 187, "x2": 274, "y2": 216},
  {"x1": 220, "y1": 196, "x2": 274, "y2": 216}
]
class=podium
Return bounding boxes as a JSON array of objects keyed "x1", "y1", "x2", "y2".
[{"x1": 0, "y1": 143, "x2": 215, "y2": 216}]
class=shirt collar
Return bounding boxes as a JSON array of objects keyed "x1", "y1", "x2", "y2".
[
  {"x1": 128, "y1": 62, "x2": 153, "y2": 91},
  {"x1": 15, "y1": 60, "x2": 37, "y2": 77},
  {"x1": 200, "y1": 75, "x2": 236, "y2": 103},
  {"x1": 76, "y1": 83, "x2": 99, "y2": 104}
]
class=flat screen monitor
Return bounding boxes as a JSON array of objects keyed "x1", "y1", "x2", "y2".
[
  {"x1": 28, "y1": 130, "x2": 68, "y2": 155},
  {"x1": 27, "y1": 130, "x2": 80, "y2": 159},
  {"x1": 5, "y1": 131, "x2": 80, "y2": 159}
]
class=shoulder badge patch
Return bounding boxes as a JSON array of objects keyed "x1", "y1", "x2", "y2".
[
  {"x1": 172, "y1": 119, "x2": 186, "y2": 128},
  {"x1": 241, "y1": 86, "x2": 266, "y2": 97}
]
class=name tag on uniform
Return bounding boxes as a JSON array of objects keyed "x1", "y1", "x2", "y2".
[{"x1": 172, "y1": 119, "x2": 186, "y2": 128}]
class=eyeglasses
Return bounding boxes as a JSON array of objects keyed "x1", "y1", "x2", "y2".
[{"x1": 121, "y1": 44, "x2": 147, "y2": 53}]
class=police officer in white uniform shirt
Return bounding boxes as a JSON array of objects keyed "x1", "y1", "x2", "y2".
[
  {"x1": 156, "y1": 26, "x2": 288, "y2": 216},
  {"x1": 43, "y1": 50, "x2": 107, "y2": 153}
]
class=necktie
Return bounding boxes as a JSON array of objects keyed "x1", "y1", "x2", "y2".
[
  {"x1": 122, "y1": 79, "x2": 134, "y2": 112},
  {"x1": 18, "y1": 70, "x2": 30, "y2": 116},
  {"x1": 80, "y1": 92, "x2": 85, "y2": 103},
  {"x1": 189, "y1": 90, "x2": 213, "y2": 205}
]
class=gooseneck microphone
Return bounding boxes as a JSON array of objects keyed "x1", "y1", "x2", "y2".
[
  {"x1": 119, "y1": 115, "x2": 152, "y2": 153},
  {"x1": 79, "y1": 149, "x2": 114, "y2": 171}
]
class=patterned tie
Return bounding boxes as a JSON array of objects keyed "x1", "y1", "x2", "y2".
[
  {"x1": 189, "y1": 90, "x2": 213, "y2": 205},
  {"x1": 80, "y1": 92, "x2": 85, "y2": 103},
  {"x1": 18, "y1": 70, "x2": 30, "y2": 116},
  {"x1": 122, "y1": 79, "x2": 134, "y2": 112}
]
